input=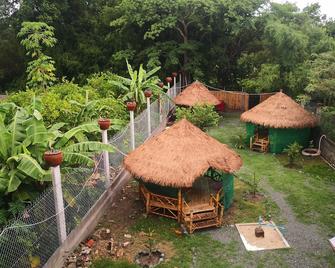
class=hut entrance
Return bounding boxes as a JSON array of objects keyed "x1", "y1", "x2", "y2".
[{"x1": 250, "y1": 125, "x2": 270, "y2": 152}]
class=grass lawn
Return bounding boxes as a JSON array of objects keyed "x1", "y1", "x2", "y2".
[{"x1": 91, "y1": 113, "x2": 335, "y2": 267}]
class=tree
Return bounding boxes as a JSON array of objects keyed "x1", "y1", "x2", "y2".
[{"x1": 18, "y1": 21, "x2": 57, "y2": 89}]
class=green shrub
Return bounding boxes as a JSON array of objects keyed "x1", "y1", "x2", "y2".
[
  {"x1": 284, "y1": 142, "x2": 303, "y2": 166},
  {"x1": 175, "y1": 105, "x2": 220, "y2": 130}
]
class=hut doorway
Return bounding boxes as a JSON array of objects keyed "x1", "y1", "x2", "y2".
[
  {"x1": 250, "y1": 126, "x2": 270, "y2": 152},
  {"x1": 248, "y1": 94, "x2": 260, "y2": 109}
]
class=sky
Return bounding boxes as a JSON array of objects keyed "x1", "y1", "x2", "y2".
[{"x1": 272, "y1": 0, "x2": 335, "y2": 19}]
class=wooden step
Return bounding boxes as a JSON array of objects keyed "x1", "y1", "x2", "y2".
[
  {"x1": 183, "y1": 211, "x2": 218, "y2": 222},
  {"x1": 192, "y1": 219, "x2": 219, "y2": 229},
  {"x1": 183, "y1": 204, "x2": 215, "y2": 214}
]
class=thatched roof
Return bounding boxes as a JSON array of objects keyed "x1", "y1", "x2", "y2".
[
  {"x1": 174, "y1": 81, "x2": 220, "y2": 107},
  {"x1": 240, "y1": 92, "x2": 317, "y2": 128},
  {"x1": 124, "y1": 119, "x2": 242, "y2": 188}
]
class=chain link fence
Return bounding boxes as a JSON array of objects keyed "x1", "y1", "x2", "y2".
[{"x1": 0, "y1": 83, "x2": 181, "y2": 268}]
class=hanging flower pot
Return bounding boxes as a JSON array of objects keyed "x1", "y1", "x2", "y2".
[
  {"x1": 144, "y1": 89, "x2": 152, "y2": 98},
  {"x1": 172, "y1": 72, "x2": 178, "y2": 78},
  {"x1": 126, "y1": 101, "x2": 137, "y2": 111},
  {"x1": 44, "y1": 150, "x2": 63, "y2": 167},
  {"x1": 98, "y1": 118, "x2": 111, "y2": 130},
  {"x1": 165, "y1": 77, "x2": 172, "y2": 84},
  {"x1": 158, "y1": 82, "x2": 164, "y2": 88}
]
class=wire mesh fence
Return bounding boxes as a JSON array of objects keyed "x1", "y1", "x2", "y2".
[{"x1": 0, "y1": 83, "x2": 181, "y2": 268}]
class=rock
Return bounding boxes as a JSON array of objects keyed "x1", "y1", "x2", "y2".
[
  {"x1": 81, "y1": 246, "x2": 91, "y2": 255},
  {"x1": 67, "y1": 263, "x2": 76, "y2": 268},
  {"x1": 116, "y1": 248, "x2": 124, "y2": 257},
  {"x1": 139, "y1": 231, "x2": 147, "y2": 237},
  {"x1": 122, "y1": 241, "x2": 131, "y2": 247},
  {"x1": 106, "y1": 228, "x2": 111, "y2": 234},
  {"x1": 124, "y1": 234, "x2": 132, "y2": 239}
]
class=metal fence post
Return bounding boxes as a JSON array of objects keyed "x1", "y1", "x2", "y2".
[
  {"x1": 98, "y1": 119, "x2": 111, "y2": 188},
  {"x1": 44, "y1": 150, "x2": 67, "y2": 244},
  {"x1": 144, "y1": 89, "x2": 152, "y2": 137},
  {"x1": 127, "y1": 101, "x2": 136, "y2": 150}
]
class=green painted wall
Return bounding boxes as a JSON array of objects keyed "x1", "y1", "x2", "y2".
[
  {"x1": 245, "y1": 123, "x2": 312, "y2": 153},
  {"x1": 144, "y1": 182, "x2": 178, "y2": 198},
  {"x1": 269, "y1": 127, "x2": 311, "y2": 153}
]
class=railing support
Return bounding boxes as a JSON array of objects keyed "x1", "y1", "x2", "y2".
[
  {"x1": 98, "y1": 119, "x2": 111, "y2": 188},
  {"x1": 144, "y1": 89, "x2": 152, "y2": 137},
  {"x1": 44, "y1": 150, "x2": 67, "y2": 244},
  {"x1": 126, "y1": 102, "x2": 137, "y2": 150}
]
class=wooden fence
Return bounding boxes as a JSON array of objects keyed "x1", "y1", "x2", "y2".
[
  {"x1": 320, "y1": 136, "x2": 335, "y2": 169},
  {"x1": 210, "y1": 90, "x2": 275, "y2": 111}
]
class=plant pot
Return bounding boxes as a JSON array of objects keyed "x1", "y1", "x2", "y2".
[
  {"x1": 98, "y1": 118, "x2": 111, "y2": 130},
  {"x1": 144, "y1": 89, "x2": 152, "y2": 98},
  {"x1": 165, "y1": 77, "x2": 172, "y2": 84},
  {"x1": 44, "y1": 150, "x2": 63, "y2": 167},
  {"x1": 126, "y1": 101, "x2": 137, "y2": 111},
  {"x1": 172, "y1": 72, "x2": 178, "y2": 78},
  {"x1": 158, "y1": 82, "x2": 164, "y2": 88}
]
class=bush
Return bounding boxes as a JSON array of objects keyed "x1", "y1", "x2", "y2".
[
  {"x1": 320, "y1": 106, "x2": 335, "y2": 141},
  {"x1": 175, "y1": 105, "x2": 220, "y2": 130},
  {"x1": 284, "y1": 142, "x2": 303, "y2": 166}
]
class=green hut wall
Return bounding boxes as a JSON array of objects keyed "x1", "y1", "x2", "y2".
[
  {"x1": 245, "y1": 123, "x2": 311, "y2": 153},
  {"x1": 143, "y1": 182, "x2": 178, "y2": 198},
  {"x1": 269, "y1": 128, "x2": 311, "y2": 153},
  {"x1": 220, "y1": 173, "x2": 234, "y2": 210}
]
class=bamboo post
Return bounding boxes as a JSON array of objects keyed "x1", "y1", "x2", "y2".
[
  {"x1": 146, "y1": 192, "x2": 151, "y2": 214},
  {"x1": 98, "y1": 119, "x2": 111, "y2": 188},
  {"x1": 144, "y1": 89, "x2": 152, "y2": 137},
  {"x1": 44, "y1": 150, "x2": 67, "y2": 244},
  {"x1": 178, "y1": 189, "x2": 182, "y2": 223},
  {"x1": 126, "y1": 102, "x2": 136, "y2": 150}
]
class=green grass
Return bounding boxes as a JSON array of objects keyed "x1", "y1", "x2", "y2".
[{"x1": 209, "y1": 114, "x2": 335, "y2": 234}]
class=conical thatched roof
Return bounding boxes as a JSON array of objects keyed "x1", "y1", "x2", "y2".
[
  {"x1": 240, "y1": 92, "x2": 317, "y2": 128},
  {"x1": 174, "y1": 81, "x2": 220, "y2": 107},
  {"x1": 124, "y1": 119, "x2": 242, "y2": 188}
]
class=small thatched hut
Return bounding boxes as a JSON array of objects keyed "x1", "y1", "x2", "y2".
[
  {"x1": 124, "y1": 119, "x2": 242, "y2": 233},
  {"x1": 240, "y1": 92, "x2": 317, "y2": 153},
  {"x1": 174, "y1": 81, "x2": 220, "y2": 107}
]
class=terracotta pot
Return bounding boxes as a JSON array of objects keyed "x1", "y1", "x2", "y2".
[
  {"x1": 172, "y1": 72, "x2": 178, "y2": 78},
  {"x1": 158, "y1": 82, "x2": 164, "y2": 88},
  {"x1": 165, "y1": 76, "x2": 172, "y2": 83},
  {"x1": 144, "y1": 89, "x2": 152, "y2": 98},
  {"x1": 44, "y1": 150, "x2": 63, "y2": 167},
  {"x1": 98, "y1": 118, "x2": 111, "y2": 130},
  {"x1": 126, "y1": 101, "x2": 137, "y2": 111}
]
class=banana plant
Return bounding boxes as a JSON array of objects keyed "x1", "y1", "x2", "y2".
[
  {"x1": 111, "y1": 60, "x2": 167, "y2": 110},
  {"x1": 0, "y1": 101, "x2": 115, "y2": 200}
]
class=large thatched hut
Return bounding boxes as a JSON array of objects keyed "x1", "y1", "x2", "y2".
[
  {"x1": 174, "y1": 81, "x2": 220, "y2": 107},
  {"x1": 124, "y1": 119, "x2": 242, "y2": 233},
  {"x1": 240, "y1": 92, "x2": 317, "y2": 153}
]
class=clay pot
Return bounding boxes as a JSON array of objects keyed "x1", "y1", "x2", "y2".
[
  {"x1": 98, "y1": 118, "x2": 111, "y2": 130},
  {"x1": 172, "y1": 72, "x2": 178, "y2": 77},
  {"x1": 144, "y1": 89, "x2": 152, "y2": 98},
  {"x1": 165, "y1": 77, "x2": 172, "y2": 84},
  {"x1": 158, "y1": 82, "x2": 164, "y2": 88},
  {"x1": 44, "y1": 150, "x2": 63, "y2": 167},
  {"x1": 126, "y1": 101, "x2": 137, "y2": 111}
]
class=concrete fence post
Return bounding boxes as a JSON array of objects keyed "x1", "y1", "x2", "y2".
[
  {"x1": 166, "y1": 77, "x2": 172, "y2": 112},
  {"x1": 172, "y1": 72, "x2": 177, "y2": 97},
  {"x1": 44, "y1": 150, "x2": 67, "y2": 244},
  {"x1": 126, "y1": 101, "x2": 136, "y2": 150},
  {"x1": 144, "y1": 89, "x2": 152, "y2": 137},
  {"x1": 98, "y1": 119, "x2": 111, "y2": 188},
  {"x1": 158, "y1": 82, "x2": 164, "y2": 123}
]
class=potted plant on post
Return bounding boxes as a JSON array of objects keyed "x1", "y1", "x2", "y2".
[{"x1": 43, "y1": 150, "x2": 63, "y2": 167}]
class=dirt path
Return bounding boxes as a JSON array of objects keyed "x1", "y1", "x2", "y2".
[{"x1": 210, "y1": 180, "x2": 334, "y2": 268}]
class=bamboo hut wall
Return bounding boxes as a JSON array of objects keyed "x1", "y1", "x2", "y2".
[{"x1": 210, "y1": 91, "x2": 275, "y2": 111}]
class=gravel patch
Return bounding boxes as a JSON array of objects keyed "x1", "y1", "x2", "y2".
[{"x1": 209, "y1": 180, "x2": 334, "y2": 268}]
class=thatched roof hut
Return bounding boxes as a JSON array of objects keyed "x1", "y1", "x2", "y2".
[
  {"x1": 124, "y1": 119, "x2": 242, "y2": 188},
  {"x1": 240, "y1": 92, "x2": 317, "y2": 153},
  {"x1": 174, "y1": 81, "x2": 220, "y2": 107},
  {"x1": 240, "y1": 92, "x2": 317, "y2": 128}
]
